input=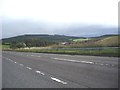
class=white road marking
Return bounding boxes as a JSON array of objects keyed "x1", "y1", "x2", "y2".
[
  {"x1": 8, "y1": 59, "x2": 13, "y2": 62},
  {"x1": 35, "y1": 71, "x2": 45, "y2": 75},
  {"x1": 111, "y1": 64, "x2": 115, "y2": 67},
  {"x1": 36, "y1": 56, "x2": 41, "y2": 57},
  {"x1": 54, "y1": 58, "x2": 80, "y2": 62},
  {"x1": 105, "y1": 64, "x2": 109, "y2": 65},
  {"x1": 60, "y1": 55, "x2": 69, "y2": 56},
  {"x1": 51, "y1": 77, "x2": 67, "y2": 84},
  {"x1": 11, "y1": 60, "x2": 13, "y2": 62},
  {"x1": 95, "y1": 63, "x2": 98, "y2": 64},
  {"x1": 54, "y1": 58, "x2": 94, "y2": 64},
  {"x1": 19, "y1": 64, "x2": 24, "y2": 66},
  {"x1": 80, "y1": 61, "x2": 94, "y2": 64},
  {"x1": 31, "y1": 55, "x2": 34, "y2": 56},
  {"x1": 26, "y1": 67, "x2": 32, "y2": 70},
  {"x1": 100, "y1": 64, "x2": 104, "y2": 65},
  {"x1": 14, "y1": 62, "x2": 17, "y2": 64},
  {"x1": 53, "y1": 58, "x2": 113, "y2": 66},
  {"x1": 31, "y1": 55, "x2": 41, "y2": 57}
]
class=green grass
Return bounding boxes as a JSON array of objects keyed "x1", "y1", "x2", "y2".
[
  {"x1": 5, "y1": 47, "x2": 119, "y2": 57},
  {"x1": 96, "y1": 36, "x2": 119, "y2": 47},
  {"x1": 73, "y1": 38, "x2": 90, "y2": 42},
  {"x1": 2, "y1": 45, "x2": 10, "y2": 49},
  {"x1": 2, "y1": 35, "x2": 119, "y2": 57},
  {"x1": 53, "y1": 36, "x2": 119, "y2": 48},
  {"x1": 0, "y1": 44, "x2": 2, "y2": 50}
]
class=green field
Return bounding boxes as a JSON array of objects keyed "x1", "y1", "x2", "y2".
[
  {"x1": 73, "y1": 38, "x2": 90, "y2": 42},
  {"x1": 1, "y1": 44, "x2": 10, "y2": 49},
  {"x1": 96, "y1": 36, "x2": 119, "y2": 47},
  {"x1": 0, "y1": 44, "x2": 1, "y2": 49},
  {"x1": 2, "y1": 34, "x2": 119, "y2": 57},
  {"x1": 4, "y1": 47, "x2": 119, "y2": 57},
  {"x1": 52, "y1": 35, "x2": 119, "y2": 48}
]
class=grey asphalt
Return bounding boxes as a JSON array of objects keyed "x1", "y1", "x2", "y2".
[{"x1": 2, "y1": 51, "x2": 118, "y2": 88}]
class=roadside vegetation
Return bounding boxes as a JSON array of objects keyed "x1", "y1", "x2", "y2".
[
  {"x1": 4, "y1": 47, "x2": 119, "y2": 57},
  {"x1": 2, "y1": 34, "x2": 120, "y2": 57}
]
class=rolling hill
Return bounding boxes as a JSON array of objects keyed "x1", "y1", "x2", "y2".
[
  {"x1": 2, "y1": 34, "x2": 83, "y2": 44},
  {"x1": 2, "y1": 34, "x2": 119, "y2": 48}
]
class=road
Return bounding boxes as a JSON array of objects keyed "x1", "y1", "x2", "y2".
[{"x1": 2, "y1": 51, "x2": 118, "y2": 88}]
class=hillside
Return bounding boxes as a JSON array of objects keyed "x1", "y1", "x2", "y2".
[
  {"x1": 2, "y1": 34, "x2": 119, "y2": 48},
  {"x1": 52, "y1": 34, "x2": 119, "y2": 48},
  {"x1": 95, "y1": 36, "x2": 119, "y2": 47},
  {"x1": 2, "y1": 34, "x2": 82, "y2": 44}
]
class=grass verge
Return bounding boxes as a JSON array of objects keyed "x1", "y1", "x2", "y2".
[{"x1": 3, "y1": 47, "x2": 119, "y2": 57}]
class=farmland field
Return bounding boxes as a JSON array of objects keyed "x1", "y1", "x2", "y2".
[{"x1": 73, "y1": 38, "x2": 90, "y2": 42}]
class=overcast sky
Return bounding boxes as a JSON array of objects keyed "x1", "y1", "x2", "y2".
[{"x1": 1, "y1": 0, "x2": 119, "y2": 38}]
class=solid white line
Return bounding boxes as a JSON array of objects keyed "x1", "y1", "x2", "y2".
[
  {"x1": 54, "y1": 58, "x2": 80, "y2": 62},
  {"x1": 60, "y1": 55, "x2": 69, "y2": 56},
  {"x1": 36, "y1": 56, "x2": 41, "y2": 57},
  {"x1": 31, "y1": 55, "x2": 34, "y2": 56},
  {"x1": 31, "y1": 55, "x2": 41, "y2": 57},
  {"x1": 53, "y1": 58, "x2": 94, "y2": 64},
  {"x1": 105, "y1": 64, "x2": 109, "y2": 65},
  {"x1": 26, "y1": 67, "x2": 32, "y2": 70},
  {"x1": 51, "y1": 77, "x2": 67, "y2": 84},
  {"x1": 35, "y1": 71, "x2": 45, "y2": 75},
  {"x1": 80, "y1": 61, "x2": 94, "y2": 64},
  {"x1": 54, "y1": 58, "x2": 112, "y2": 66}
]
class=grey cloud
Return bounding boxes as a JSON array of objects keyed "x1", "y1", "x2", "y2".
[{"x1": 2, "y1": 19, "x2": 118, "y2": 38}]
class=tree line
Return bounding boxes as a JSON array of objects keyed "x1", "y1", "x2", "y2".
[{"x1": 6, "y1": 39, "x2": 57, "y2": 49}]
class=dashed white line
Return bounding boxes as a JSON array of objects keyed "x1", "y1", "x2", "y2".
[
  {"x1": 10, "y1": 60, "x2": 12, "y2": 62},
  {"x1": 35, "y1": 70, "x2": 45, "y2": 75},
  {"x1": 105, "y1": 64, "x2": 109, "y2": 65},
  {"x1": 51, "y1": 77, "x2": 67, "y2": 84},
  {"x1": 100, "y1": 64, "x2": 104, "y2": 65},
  {"x1": 19, "y1": 64, "x2": 24, "y2": 66},
  {"x1": 8, "y1": 59, "x2": 13, "y2": 62},
  {"x1": 26, "y1": 67, "x2": 32, "y2": 70},
  {"x1": 14, "y1": 62, "x2": 17, "y2": 64},
  {"x1": 111, "y1": 64, "x2": 115, "y2": 67}
]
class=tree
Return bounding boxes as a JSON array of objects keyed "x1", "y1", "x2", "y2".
[
  {"x1": 16, "y1": 42, "x2": 26, "y2": 49},
  {"x1": 25, "y1": 39, "x2": 32, "y2": 48},
  {"x1": 10, "y1": 41, "x2": 17, "y2": 49},
  {"x1": 10, "y1": 42, "x2": 26, "y2": 49}
]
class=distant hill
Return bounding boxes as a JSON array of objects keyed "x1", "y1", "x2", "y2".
[
  {"x1": 2, "y1": 34, "x2": 119, "y2": 48},
  {"x1": 2, "y1": 34, "x2": 82, "y2": 44},
  {"x1": 90, "y1": 34, "x2": 118, "y2": 39},
  {"x1": 95, "y1": 35, "x2": 119, "y2": 47},
  {"x1": 52, "y1": 34, "x2": 119, "y2": 48}
]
